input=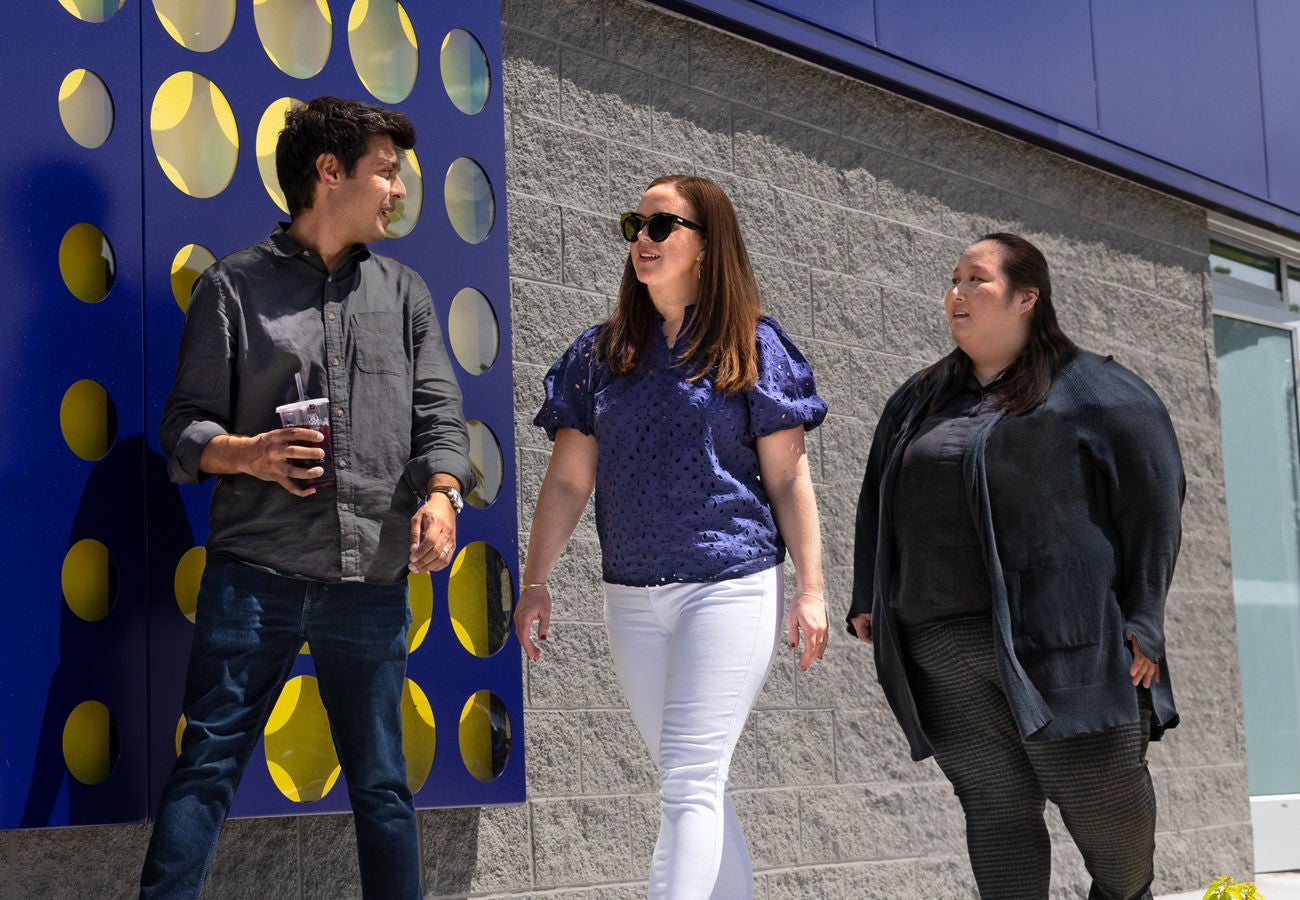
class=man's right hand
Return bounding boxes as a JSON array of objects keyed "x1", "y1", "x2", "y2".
[{"x1": 200, "y1": 429, "x2": 325, "y2": 496}]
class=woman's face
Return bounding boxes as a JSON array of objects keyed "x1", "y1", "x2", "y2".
[
  {"x1": 629, "y1": 183, "x2": 706, "y2": 295},
  {"x1": 944, "y1": 240, "x2": 1037, "y2": 360}
]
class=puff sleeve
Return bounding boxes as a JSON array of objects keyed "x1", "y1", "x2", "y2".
[
  {"x1": 533, "y1": 325, "x2": 603, "y2": 441},
  {"x1": 747, "y1": 316, "x2": 827, "y2": 437}
]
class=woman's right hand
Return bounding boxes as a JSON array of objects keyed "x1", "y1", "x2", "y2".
[
  {"x1": 513, "y1": 585, "x2": 553, "y2": 661},
  {"x1": 849, "y1": 613, "x2": 873, "y2": 645}
]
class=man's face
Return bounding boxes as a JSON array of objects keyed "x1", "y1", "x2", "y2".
[{"x1": 336, "y1": 134, "x2": 406, "y2": 245}]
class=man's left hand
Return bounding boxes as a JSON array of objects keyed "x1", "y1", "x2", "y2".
[{"x1": 409, "y1": 492, "x2": 457, "y2": 573}]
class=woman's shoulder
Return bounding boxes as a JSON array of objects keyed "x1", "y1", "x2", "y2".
[
  {"x1": 755, "y1": 314, "x2": 797, "y2": 347},
  {"x1": 1058, "y1": 349, "x2": 1165, "y2": 409}
]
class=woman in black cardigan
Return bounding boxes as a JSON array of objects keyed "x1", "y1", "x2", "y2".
[{"x1": 848, "y1": 233, "x2": 1184, "y2": 900}]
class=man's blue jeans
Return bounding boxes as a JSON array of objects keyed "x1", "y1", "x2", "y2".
[{"x1": 140, "y1": 555, "x2": 420, "y2": 899}]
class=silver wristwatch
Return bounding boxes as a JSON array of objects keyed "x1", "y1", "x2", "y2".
[{"x1": 428, "y1": 485, "x2": 464, "y2": 514}]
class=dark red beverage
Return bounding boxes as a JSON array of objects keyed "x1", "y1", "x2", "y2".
[{"x1": 293, "y1": 422, "x2": 334, "y2": 489}]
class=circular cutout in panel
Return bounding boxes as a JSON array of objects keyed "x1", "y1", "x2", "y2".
[
  {"x1": 59, "y1": 69, "x2": 114, "y2": 149},
  {"x1": 255, "y1": 0, "x2": 333, "y2": 79},
  {"x1": 448, "y1": 542, "x2": 513, "y2": 657},
  {"x1": 256, "y1": 97, "x2": 304, "y2": 214},
  {"x1": 386, "y1": 148, "x2": 422, "y2": 238},
  {"x1": 63, "y1": 700, "x2": 119, "y2": 785},
  {"x1": 402, "y1": 678, "x2": 435, "y2": 791},
  {"x1": 59, "y1": 0, "x2": 126, "y2": 22},
  {"x1": 459, "y1": 691, "x2": 511, "y2": 782},
  {"x1": 151, "y1": 72, "x2": 239, "y2": 199},
  {"x1": 440, "y1": 29, "x2": 490, "y2": 115},
  {"x1": 407, "y1": 571, "x2": 432, "y2": 653},
  {"x1": 170, "y1": 244, "x2": 217, "y2": 312},
  {"x1": 59, "y1": 223, "x2": 116, "y2": 303},
  {"x1": 60, "y1": 380, "x2": 118, "y2": 461},
  {"x1": 348, "y1": 0, "x2": 418, "y2": 103},
  {"x1": 448, "y1": 287, "x2": 499, "y2": 374},
  {"x1": 174, "y1": 546, "x2": 206, "y2": 623},
  {"x1": 62, "y1": 539, "x2": 118, "y2": 622},
  {"x1": 466, "y1": 421, "x2": 502, "y2": 509},
  {"x1": 444, "y1": 157, "x2": 494, "y2": 244},
  {"x1": 153, "y1": 0, "x2": 236, "y2": 52},
  {"x1": 264, "y1": 675, "x2": 341, "y2": 803}
]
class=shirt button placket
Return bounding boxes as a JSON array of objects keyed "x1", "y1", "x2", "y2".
[{"x1": 323, "y1": 282, "x2": 355, "y2": 578}]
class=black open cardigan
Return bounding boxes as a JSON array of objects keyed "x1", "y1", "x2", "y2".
[{"x1": 848, "y1": 351, "x2": 1186, "y2": 760}]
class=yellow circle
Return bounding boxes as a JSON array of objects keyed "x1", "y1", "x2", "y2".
[
  {"x1": 151, "y1": 72, "x2": 239, "y2": 199},
  {"x1": 58, "y1": 69, "x2": 114, "y2": 149},
  {"x1": 444, "y1": 157, "x2": 495, "y2": 244},
  {"x1": 256, "y1": 97, "x2": 304, "y2": 214},
  {"x1": 170, "y1": 244, "x2": 217, "y2": 312},
  {"x1": 59, "y1": 222, "x2": 116, "y2": 303},
  {"x1": 63, "y1": 700, "x2": 118, "y2": 785},
  {"x1": 58, "y1": 0, "x2": 126, "y2": 23},
  {"x1": 407, "y1": 571, "x2": 433, "y2": 653},
  {"x1": 402, "y1": 678, "x2": 436, "y2": 791},
  {"x1": 459, "y1": 691, "x2": 510, "y2": 782},
  {"x1": 255, "y1": 0, "x2": 333, "y2": 79},
  {"x1": 448, "y1": 287, "x2": 499, "y2": 375},
  {"x1": 62, "y1": 539, "x2": 117, "y2": 622},
  {"x1": 348, "y1": 0, "x2": 419, "y2": 103},
  {"x1": 175, "y1": 714, "x2": 186, "y2": 757},
  {"x1": 60, "y1": 379, "x2": 117, "y2": 461},
  {"x1": 440, "y1": 29, "x2": 490, "y2": 115},
  {"x1": 466, "y1": 421, "x2": 503, "y2": 509},
  {"x1": 448, "y1": 542, "x2": 513, "y2": 657},
  {"x1": 386, "y1": 149, "x2": 423, "y2": 238},
  {"x1": 153, "y1": 0, "x2": 236, "y2": 52},
  {"x1": 264, "y1": 675, "x2": 341, "y2": 803},
  {"x1": 173, "y1": 546, "x2": 206, "y2": 623}
]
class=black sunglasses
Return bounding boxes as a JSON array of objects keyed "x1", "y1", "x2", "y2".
[{"x1": 620, "y1": 211, "x2": 705, "y2": 242}]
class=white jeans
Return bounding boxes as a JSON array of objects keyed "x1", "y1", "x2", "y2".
[{"x1": 604, "y1": 566, "x2": 783, "y2": 900}]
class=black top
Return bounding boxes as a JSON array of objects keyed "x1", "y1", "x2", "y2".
[
  {"x1": 849, "y1": 351, "x2": 1185, "y2": 758},
  {"x1": 891, "y1": 376, "x2": 999, "y2": 626},
  {"x1": 160, "y1": 227, "x2": 475, "y2": 584}
]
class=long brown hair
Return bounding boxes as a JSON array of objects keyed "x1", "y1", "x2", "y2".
[
  {"x1": 921, "y1": 232, "x2": 1078, "y2": 416},
  {"x1": 596, "y1": 175, "x2": 761, "y2": 395}
]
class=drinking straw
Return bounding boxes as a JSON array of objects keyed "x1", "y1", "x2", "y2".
[{"x1": 295, "y1": 373, "x2": 306, "y2": 403}]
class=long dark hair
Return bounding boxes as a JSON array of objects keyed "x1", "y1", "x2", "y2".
[
  {"x1": 920, "y1": 232, "x2": 1077, "y2": 416},
  {"x1": 596, "y1": 175, "x2": 761, "y2": 395}
]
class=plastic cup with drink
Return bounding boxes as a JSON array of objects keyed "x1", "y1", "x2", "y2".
[{"x1": 276, "y1": 375, "x2": 334, "y2": 489}]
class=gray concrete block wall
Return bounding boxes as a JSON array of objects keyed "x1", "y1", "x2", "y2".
[
  {"x1": 0, "y1": 1, "x2": 1251, "y2": 897},
  {"x1": 503, "y1": 1, "x2": 1251, "y2": 898}
]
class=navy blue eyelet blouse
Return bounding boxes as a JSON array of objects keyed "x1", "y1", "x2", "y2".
[{"x1": 534, "y1": 311, "x2": 827, "y2": 587}]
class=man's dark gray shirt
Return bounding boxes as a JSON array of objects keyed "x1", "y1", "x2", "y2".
[{"x1": 160, "y1": 227, "x2": 475, "y2": 584}]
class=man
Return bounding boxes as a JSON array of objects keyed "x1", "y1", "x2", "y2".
[{"x1": 141, "y1": 96, "x2": 474, "y2": 899}]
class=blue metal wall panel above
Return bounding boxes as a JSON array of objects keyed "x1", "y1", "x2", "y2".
[
  {"x1": 755, "y1": 0, "x2": 875, "y2": 44},
  {"x1": 876, "y1": 0, "x2": 1097, "y2": 131},
  {"x1": 649, "y1": 0, "x2": 1300, "y2": 236},
  {"x1": 1258, "y1": 0, "x2": 1300, "y2": 213},
  {"x1": 1091, "y1": 0, "x2": 1267, "y2": 197}
]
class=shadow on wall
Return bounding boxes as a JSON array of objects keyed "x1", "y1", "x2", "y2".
[{"x1": 20, "y1": 436, "x2": 193, "y2": 828}]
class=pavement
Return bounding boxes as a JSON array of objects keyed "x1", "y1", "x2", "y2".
[{"x1": 1157, "y1": 871, "x2": 1300, "y2": 899}]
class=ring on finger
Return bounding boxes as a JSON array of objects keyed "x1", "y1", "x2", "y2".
[{"x1": 441, "y1": 545, "x2": 451, "y2": 556}]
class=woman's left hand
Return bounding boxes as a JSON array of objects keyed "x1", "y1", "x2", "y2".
[
  {"x1": 788, "y1": 591, "x2": 828, "y2": 671},
  {"x1": 1128, "y1": 634, "x2": 1160, "y2": 688}
]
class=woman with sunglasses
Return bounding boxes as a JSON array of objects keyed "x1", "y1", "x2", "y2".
[
  {"x1": 848, "y1": 233, "x2": 1184, "y2": 899},
  {"x1": 514, "y1": 174, "x2": 828, "y2": 899}
]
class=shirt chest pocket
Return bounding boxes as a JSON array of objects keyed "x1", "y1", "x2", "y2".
[{"x1": 350, "y1": 312, "x2": 406, "y2": 376}]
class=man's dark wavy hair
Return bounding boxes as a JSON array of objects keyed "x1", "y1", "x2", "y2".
[{"x1": 275, "y1": 96, "x2": 416, "y2": 219}]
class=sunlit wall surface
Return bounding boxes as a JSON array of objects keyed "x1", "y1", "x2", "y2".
[{"x1": 0, "y1": 0, "x2": 519, "y2": 828}]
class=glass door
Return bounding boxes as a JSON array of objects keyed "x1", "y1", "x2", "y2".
[{"x1": 1214, "y1": 313, "x2": 1300, "y2": 873}]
